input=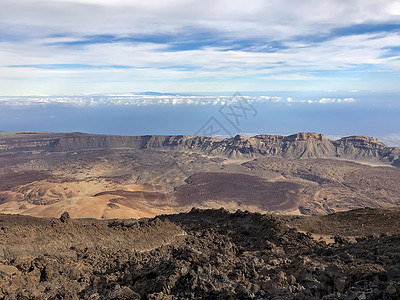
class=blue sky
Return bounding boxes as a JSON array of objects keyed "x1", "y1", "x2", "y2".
[{"x1": 1, "y1": 0, "x2": 400, "y2": 95}]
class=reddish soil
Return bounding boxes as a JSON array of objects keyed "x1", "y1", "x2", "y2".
[
  {"x1": 292, "y1": 207, "x2": 400, "y2": 237},
  {"x1": 0, "y1": 171, "x2": 49, "y2": 190},
  {"x1": 175, "y1": 172, "x2": 302, "y2": 211},
  {"x1": 94, "y1": 190, "x2": 170, "y2": 202}
]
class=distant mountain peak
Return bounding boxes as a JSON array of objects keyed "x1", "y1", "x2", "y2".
[
  {"x1": 338, "y1": 135, "x2": 386, "y2": 146},
  {"x1": 0, "y1": 131, "x2": 398, "y2": 166},
  {"x1": 286, "y1": 132, "x2": 327, "y2": 141}
]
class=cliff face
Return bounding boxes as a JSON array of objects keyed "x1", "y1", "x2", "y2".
[{"x1": 0, "y1": 131, "x2": 399, "y2": 166}]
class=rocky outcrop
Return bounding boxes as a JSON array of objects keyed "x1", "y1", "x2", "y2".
[
  {"x1": 1, "y1": 208, "x2": 400, "y2": 299},
  {"x1": 1, "y1": 131, "x2": 399, "y2": 166},
  {"x1": 333, "y1": 136, "x2": 387, "y2": 160}
]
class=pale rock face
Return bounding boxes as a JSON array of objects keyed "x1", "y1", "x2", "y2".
[{"x1": 0, "y1": 131, "x2": 399, "y2": 165}]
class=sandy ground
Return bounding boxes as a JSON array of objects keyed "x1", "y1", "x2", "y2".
[{"x1": 0, "y1": 180, "x2": 175, "y2": 219}]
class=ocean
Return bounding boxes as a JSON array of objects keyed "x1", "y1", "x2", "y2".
[{"x1": 1, "y1": 91, "x2": 399, "y2": 145}]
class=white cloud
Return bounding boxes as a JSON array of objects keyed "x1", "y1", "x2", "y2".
[
  {"x1": 318, "y1": 98, "x2": 355, "y2": 103},
  {"x1": 263, "y1": 74, "x2": 322, "y2": 81},
  {"x1": 380, "y1": 134, "x2": 400, "y2": 147},
  {"x1": 387, "y1": 1, "x2": 400, "y2": 15},
  {"x1": 326, "y1": 135, "x2": 344, "y2": 141},
  {"x1": 1, "y1": 0, "x2": 400, "y2": 94},
  {"x1": 0, "y1": 94, "x2": 358, "y2": 107},
  {"x1": 2, "y1": 0, "x2": 398, "y2": 39}
]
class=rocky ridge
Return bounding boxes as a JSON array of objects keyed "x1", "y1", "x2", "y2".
[
  {"x1": 0, "y1": 131, "x2": 399, "y2": 166},
  {"x1": 1, "y1": 208, "x2": 400, "y2": 299}
]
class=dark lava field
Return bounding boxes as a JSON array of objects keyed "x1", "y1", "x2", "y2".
[{"x1": 1, "y1": 208, "x2": 400, "y2": 299}]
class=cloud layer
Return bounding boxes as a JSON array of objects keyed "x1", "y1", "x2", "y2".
[
  {"x1": 380, "y1": 134, "x2": 400, "y2": 146},
  {"x1": 1, "y1": 0, "x2": 400, "y2": 94},
  {"x1": 0, "y1": 94, "x2": 356, "y2": 107}
]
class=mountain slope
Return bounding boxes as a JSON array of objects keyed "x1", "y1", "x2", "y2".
[
  {"x1": 1, "y1": 131, "x2": 399, "y2": 166},
  {"x1": 1, "y1": 131, "x2": 400, "y2": 218}
]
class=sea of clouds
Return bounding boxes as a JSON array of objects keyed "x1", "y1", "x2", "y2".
[{"x1": 0, "y1": 94, "x2": 356, "y2": 107}]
